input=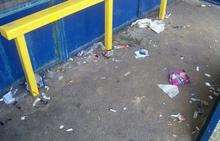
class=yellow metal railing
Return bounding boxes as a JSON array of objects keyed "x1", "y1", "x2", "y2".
[
  {"x1": 0, "y1": 0, "x2": 166, "y2": 97},
  {"x1": 159, "y1": 0, "x2": 167, "y2": 20},
  {"x1": 0, "y1": 0, "x2": 113, "y2": 96}
]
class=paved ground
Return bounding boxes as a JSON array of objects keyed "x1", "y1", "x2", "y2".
[{"x1": 0, "y1": 0, "x2": 220, "y2": 140}]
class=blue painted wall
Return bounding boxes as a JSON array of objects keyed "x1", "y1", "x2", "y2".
[
  {"x1": 0, "y1": 0, "x2": 160, "y2": 94},
  {"x1": 199, "y1": 102, "x2": 220, "y2": 140},
  {"x1": 205, "y1": 0, "x2": 220, "y2": 5}
]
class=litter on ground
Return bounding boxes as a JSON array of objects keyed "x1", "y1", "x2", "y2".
[
  {"x1": 102, "y1": 50, "x2": 113, "y2": 58},
  {"x1": 41, "y1": 93, "x2": 51, "y2": 101},
  {"x1": 169, "y1": 69, "x2": 190, "y2": 86},
  {"x1": 190, "y1": 97, "x2": 201, "y2": 102},
  {"x1": 59, "y1": 125, "x2": 64, "y2": 129},
  {"x1": 132, "y1": 18, "x2": 165, "y2": 33},
  {"x1": 204, "y1": 73, "x2": 211, "y2": 78},
  {"x1": 32, "y1": 98, "x2": 41, "y2": 107},
  {"x1": 124, "y1": 72, "x2": 131, "y2": 77},
  {"x1": 205, "y1": 82, "x2": 211, "y2": 87},
  {"x1": 193, "y1": 111, "x2": 198, "y2": 119},
  {"x1": 109, "y1": 108, "x2": 117, "y2": 113},
  {"x1": 45, "y1": 85, "x2": 50, "y2": 91},
  {"x1": 209, "y1": 95, "x2": 213, "y2": 100},
  {"x1": 158, "y1": 84, "x2": 179, "y2": 99},
  {"x1": 2, "y1": 88, "x2": 18, "y2": 104},
  {"x1": 196, "y1": 66, "x2": 200, "y2": 72},
  {"x1": 114, "y1": 44, "x2": 129, "y2": 49},
  {"x1": 165, "y1": 13, "x2": 172, "y2": 19},
  {"x1": 123, "y1": 107, "x2": 127, "y2": 111},
  {"x1": 200, "y1": 4, "x2": 212, "y2": 7},
  {"x1": 68, "y1": 57, "x2": 74, "y2": 62},
  {"x1": 135, "y1": 48, "x2": 149, "y2": 59},
  {"x1": 21, "y1": 116, "x2": 28, "y2": 121},
  {"x1": 66, "y1": 128, "x2": 73, "y2": 132},
  {"x1": 170, "y1": 113, "x2": 186, "y2": 122}
]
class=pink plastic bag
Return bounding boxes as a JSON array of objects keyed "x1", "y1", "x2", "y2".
[{"x1": 169, "y1": 69, "x2": 190, "y2": 86}]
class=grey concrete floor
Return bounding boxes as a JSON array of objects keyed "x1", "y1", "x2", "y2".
[{"x1": 0, "y1": 0, "x2": 220, "y2": 140}]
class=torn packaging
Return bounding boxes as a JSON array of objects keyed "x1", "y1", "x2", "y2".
[
  {"x1": 158, "y1": 84, "x2": 179, "y2": 99},
  {"x1": 132, "y1": 18, "x2": 165, "y2": 33}
]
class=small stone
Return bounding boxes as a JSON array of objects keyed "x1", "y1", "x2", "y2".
[
  {"x1": 66, "y1": 128, "x2": 73, "y2": 132},
  {"x1": 204, "y1": 73, "x2": 211, "y2": 78},
  {"x1": 209, "y1": 95, "x2": 213, "y2": 100},
  {"x1": 21, "y1": 116, "x2": 27, "y2": 120},
  {"x1": 124, "y1": 72, "x2": 131, "y2": 77},
  {"x1": 109, "y1": 108, "x2": 117, "y2": 113},
  {"x1": 205, "y1": 82, "x2": 211, "y2": 87},
  {"x1": 59, "y1": 125, "x2": 64, "y2": 129}
]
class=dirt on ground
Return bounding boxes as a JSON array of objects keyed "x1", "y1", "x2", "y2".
[{"x1": 0, "y1": 0, "x2": 220, "y2": 141}]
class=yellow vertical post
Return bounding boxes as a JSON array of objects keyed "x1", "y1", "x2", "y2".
[
  {"x1": 15, "y1": 35, "x2": 39, "y2": 96},
  {"x1": 105, "y1": 0, "x2": 113, "y2": 51},
  {"x1": 159, "y1": 0, "x2": 168, "y2": 20}
]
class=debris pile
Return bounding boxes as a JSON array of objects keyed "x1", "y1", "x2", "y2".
[
  {"x1": 32, "y1": 92, "x2": 51, "y2": 107},
  {"x1": 158, "y1": 69, "x2": 190, "y2": 99},
  {"x1": 75, "y1": 42, "x2": 115, "y2": 64},
  {"x1": 132, "y1": 18, "x2": 165, "y2": 33}
]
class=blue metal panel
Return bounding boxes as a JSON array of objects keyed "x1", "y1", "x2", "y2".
[
  {"x1": 25, "y1": 23, "x2": 60, "y2": 70},
  {"x1": 0, "y1": 36, "x2": 22, "y2": 89},
  {"x1": 199, "y1": 102, "x2": 220, "y2": 141},
  {"x1": 0, "y1": 0, "x2": 62, "y2": 93},
  {"x1": 0, "y1": 0, "x2": 160, "y2": 94},
  {"x1": 62, "y1": 0, "x2": 139, "y2": 56},
  {"x1": 113, "y1": 0, "x2": 139, "y2": 27},
  {"x1": 140, "y1": 0, "x2": 161, "y2": 17},
  {"x1": 204, "y1": 0, "x2": 220, "y2": 5},
  {"x1": 0, "y1": 40, "x2": 14, "y2": 91},
  {"x1": 0, "y1": 0, "x2": 51, "y2": 19},
  {"x1": 62, "y1": 3, "x2": 105, "y2": 56}
]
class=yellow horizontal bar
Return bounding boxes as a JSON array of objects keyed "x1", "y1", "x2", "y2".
[{"x1": 0, "y1": 0, "x2": 104, "y2": 40}]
